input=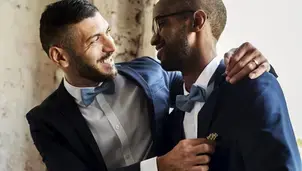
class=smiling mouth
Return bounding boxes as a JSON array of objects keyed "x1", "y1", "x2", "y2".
[
  {"x1": 157, "y1": 46, "x2": 164, "y2": 56},
  {"x1": 99, "y1": 57, "x2": 112, "y2": 64},
  {"x1": 98, "y1": 53, "x2": 113, "y2": 63},
  {"x1": 156, "y1": 45, "x2": 164, "y2": 51}
]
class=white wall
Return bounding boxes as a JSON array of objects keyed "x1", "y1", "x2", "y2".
[
  {"x1": 217, "y1": 0, "x2": 302, "y2": 140},
  {"x1": 0, "y1": 0, "x2": 56, "y2": 170}
]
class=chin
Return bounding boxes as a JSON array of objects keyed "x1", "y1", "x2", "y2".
[
  {"x1": 161, "y1": 59, "x2": 182, "y2": 71},
  {"x1": 161, "y1": 62, "x2": 174, "y2": 71},
  {"x1": 102, "y1": 67, "x2": 118, "y2": 79}
]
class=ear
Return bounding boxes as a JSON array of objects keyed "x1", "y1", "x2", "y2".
[
  {"x1": 49, "y1": 46, "x2": 70, "y2": 68},
  {"x1": 192, "y1": 10, "x2": 207, "y2": 31}
]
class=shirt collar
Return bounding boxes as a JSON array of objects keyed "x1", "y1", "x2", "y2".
[
  {"x1": 184, "y1": 56, "x2": 222, "y2": 95},
  {"x1": 63, "y1": 78, "x2": 103, "y2": 105}
]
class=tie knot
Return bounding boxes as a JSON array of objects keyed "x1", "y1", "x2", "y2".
[
  {"x1": 81, "y1": 80, "x2": 115, "y2": 106},
  {"x1": 176, "y1": 85, "x2": 207, "y2": 112}
]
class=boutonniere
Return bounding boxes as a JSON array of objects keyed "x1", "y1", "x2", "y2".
[{"x1": 207, "y1": 133, "x2": 219, "y2": 141}]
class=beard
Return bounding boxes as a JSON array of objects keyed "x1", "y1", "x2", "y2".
[
  {"x1": 160, "y1": 26, "x2": 191, "y2": 72},
  {"x1": 68, "y1": 49, "x2": 117, "y2": 83}
]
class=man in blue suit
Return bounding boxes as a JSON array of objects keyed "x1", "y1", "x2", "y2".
[
  {"x1": 26, "y1": 0, "x2": 275, "y2": 171},
  {"x1": 151, "y1": 0, "x2": 302, "y2": 170}
]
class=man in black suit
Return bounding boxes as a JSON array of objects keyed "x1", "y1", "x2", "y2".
[
  {"x1": 151, "y1": 0, "x2": 301, "y2": 170},
  {"x1": 26, "y1": 0, "x2": 274, "y2": 171}
]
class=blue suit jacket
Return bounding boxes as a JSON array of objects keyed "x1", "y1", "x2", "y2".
[
  {"x1": 163, "y1": 62, "x2": 301, "y2": 171},
  {"x1": 26, "y1": 57, "x2": 183, "y2": 171}
]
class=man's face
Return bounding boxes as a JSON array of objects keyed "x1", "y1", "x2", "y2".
[
  {"x1": 66, "y1": 12, "x2": 117, "y2": 82},
  {"x1": 151, "y1": 4, "x2": 193, "y2": 71}
]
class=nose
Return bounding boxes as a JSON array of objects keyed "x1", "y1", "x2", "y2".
[
  {"x1": 102, "y1": 35, "x2": 116, "y2": 53},
  {"x1": 150, "y1": 32, "x2": 160, "y2": 47}
]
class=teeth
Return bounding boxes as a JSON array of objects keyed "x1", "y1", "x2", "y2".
[
  {"x1": 104, "y1": 58, "x2": 111, "y2": 63},
  {"x1": 99, "y1": 58, "x2": 111, "y2": 64}
]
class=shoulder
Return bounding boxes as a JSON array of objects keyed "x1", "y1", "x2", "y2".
[
  {"x1": 116, "y1": 56, "x2": 162, "y2": 68},
  {"x1": 116, "y1": 56, "x2": 169, "y2": 82},
  {"x1": 224, "y1": 72, "x2": 288, "y2": 125},
  {"x1": 229, "y1": 72, "x2": 283, "y2": 101},
  {"x1": 26, "y1": 89, "x2": 60, "y2": 122}
]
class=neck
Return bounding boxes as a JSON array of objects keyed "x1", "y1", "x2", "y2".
[
  {"x1": 182, "y1": 42, "x2": 217, "y2": 91},
  {"x1": 65, "y1": 74, "x2": 100, "y2": 87}
]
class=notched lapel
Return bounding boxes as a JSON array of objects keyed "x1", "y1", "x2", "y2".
[
  {"x1": 57, "y1": 82, "x2": 105, "y2": 167},
  {"x1": 168, "y1": 108, "x2": 186, "y2": 144},
  {"x1": 198, "y1": 61, "x2": 228, "y2": 138}
]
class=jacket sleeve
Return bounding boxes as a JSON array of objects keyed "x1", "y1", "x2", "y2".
[
  {"x1": 167, "y1": 71, "x2": 183, "y2": 107},
  {"x1": 269, "y1": 64, "x2": 278, "y2": 78},
  {"x1": 239, "y1": 79, "x2": 301, "y2": 171},
  {"x1": 27, "y1": 111, "x2": 141, "y2": 171},
  {"x1": 27, "y1": 111, "x2": 93, "y2": 171}
]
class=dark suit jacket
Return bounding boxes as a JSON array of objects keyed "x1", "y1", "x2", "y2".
[
  {"x1": 163, "y1": 63, "x2": 302, "y2": 171},
  {"x1": 26, "y1": 57, "x2": 183, "y2": 171}
]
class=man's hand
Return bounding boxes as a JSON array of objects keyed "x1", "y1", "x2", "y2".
[
  {"x1": 157, "y1": 138, "x2": 215, "y2": 171},
  {"x1": 224, "y1": 42, "x2": 271, "y2": 84}
]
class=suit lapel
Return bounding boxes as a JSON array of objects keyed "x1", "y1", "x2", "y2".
[
  {"x1": 170, "y1": 108, "x2": 186, "y2": 142},
  {"x1": 57, "y1": 82, "x2": 106, "y2": 168},
  {"x1": 197, "y1": 61, "x2": 228, "y2": 138}
]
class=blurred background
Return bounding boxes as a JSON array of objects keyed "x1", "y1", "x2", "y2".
[{"x1": 0, "y1": 0, "x2": 301, "y2": 170}]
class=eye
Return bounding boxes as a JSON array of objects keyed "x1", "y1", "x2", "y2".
[
  {"x1": 157, "y1": 20, "x2": 166, "y2": 29},
  {"x1": 106, "y1": 27, "x2": 111, "y2": 35},
  {"x1": 91, "y1": 35, "x2": 100, "y2": 43}
]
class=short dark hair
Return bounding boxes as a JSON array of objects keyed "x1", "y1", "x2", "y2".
[
  {"x1": 198, "y1": 0, "x2": 227, "y2": 40},
  {"x1": 39, "y1": 0, "x2": 98, "y2": 55},
  {"x1": 184, "y1": 0, "x2": 227, "y2": 40}
]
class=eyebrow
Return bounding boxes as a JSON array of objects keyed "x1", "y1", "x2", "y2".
[
  {"x1": 86, "y1": 33, "x2": 101, "y2": 42},
  {"x1": 85, "y1": 25, "x2": 111, "y2": 42}
]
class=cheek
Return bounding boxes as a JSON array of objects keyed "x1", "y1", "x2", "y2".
[
  {"x1": 162, "y1": 28, "x2": 180, "y2": 46},
  {"x1": 187, "y1": 33, "x2": 196, "y2": 46},
  {"x1": 85, "y1": 46, "x2": 102, "y2": 61}
]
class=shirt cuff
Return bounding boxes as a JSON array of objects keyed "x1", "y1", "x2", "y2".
[{"x1": 140, "y1": 157, "x2": 158, "y2": 171}]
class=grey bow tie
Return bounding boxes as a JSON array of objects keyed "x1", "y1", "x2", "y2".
[
  {"x1": 176, "y1": 85, "x2": 207, "y2": 112},
  {"x1": 81, "y1": 80, "x2": 115, "y2": 106}
]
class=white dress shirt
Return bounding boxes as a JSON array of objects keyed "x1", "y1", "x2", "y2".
[
  {"x1": 64, "y1": 74, "x2": 157, "y2": 170},
  {"x1": 183, "y1": 57, "x2": 222, "y2": 139}
]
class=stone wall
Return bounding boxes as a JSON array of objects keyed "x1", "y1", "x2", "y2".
[
  {"x1": 0, "y1": 0, "x2": 158, "y2": 170},
  {"x1": 0, "y1": 0, "x2": 57, "y2": 170}
]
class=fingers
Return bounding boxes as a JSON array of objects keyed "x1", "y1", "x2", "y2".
[
  {"x1": 249, "y1": 62, "x2": 270, "y2": 79},
  {"x1": 224, "y1": 48, "x2": 237, "y2": 68},
  {"x1": 225, "y1": 41, "x2": 272, "y2": 84},
  {"x1": 183, "y1": 138, "x2": 209, "y2": 146},
  {"x1": 193, "y1": 155, "x2": 211, "y2": 165},
  {"x1": 227, "y1": 42, "x2": 254, "y2": 73},
  {"x1": 190, "y1": 165, "x2": 209, "y2": 171},
  {"x1": 162, "y1": 139, "x2": 214, "y2": 171},
  {"x1": 228, "y1": 55, "x2": 268, "y2": 84},
  {"x1": 192, "y1": 143, "x2": 215, "y2": 155},
  {"x1": 226, "y1": 49, "x2": 261, "y2": 79}
]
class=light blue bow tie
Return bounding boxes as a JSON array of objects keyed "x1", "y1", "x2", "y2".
[
  {"x1": 176, "y1": 85, "x2": 207, "y2": 112},
  {"x1": 81, "y1": 80, "x2": 115, "y2": 106}
]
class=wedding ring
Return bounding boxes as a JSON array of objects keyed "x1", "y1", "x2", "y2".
[{"x1": 253, "y1": 59, "x2": 259, "y2": 66}]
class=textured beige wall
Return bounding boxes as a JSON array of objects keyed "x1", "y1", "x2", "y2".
[
  {"x1": 0, "y1": 0, "x2": 158, "y2": 170},
  {"x1": 94, "y1": 0, "x2": 158, "y2": 62},
  {"x1": 0, "y1": 0, "x2": 57, "y2": 170},
  {"x1": 2, "y1": 1, "x2": 299, "y2": 171}
]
